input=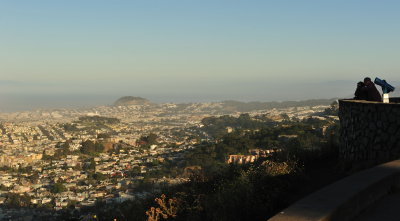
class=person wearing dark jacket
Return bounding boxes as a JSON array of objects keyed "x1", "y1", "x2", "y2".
[
  {"x1": 362, "y1": 77, "x2": 382, "y2": 102},
  {"x1": 354, "y1": 81, "x2": 367, "y2": 100}
]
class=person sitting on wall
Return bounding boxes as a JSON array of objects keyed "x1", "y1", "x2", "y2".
[
  {"x1": 362, "y1": 77, "x2": 382, "y2": 102},
  {"x1": 354, "y1": 81, "x2": 367, "y2": 100}
]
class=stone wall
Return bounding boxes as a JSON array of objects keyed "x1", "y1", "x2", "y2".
[{"x1": 339, "y1": 98, "x2": 400, "y2": 165}]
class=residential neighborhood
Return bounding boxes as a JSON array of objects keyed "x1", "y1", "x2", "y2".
[{"x1": 0, "y1": 101, "x2": 336, "y2": 220}]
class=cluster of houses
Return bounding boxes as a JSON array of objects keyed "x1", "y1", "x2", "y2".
[{"x1": 227, "y1": 148, "x2": 283, "y2": 164}]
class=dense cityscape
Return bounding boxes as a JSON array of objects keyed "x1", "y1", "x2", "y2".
[{"x1": 0, "y1": 97, "x2": 338, "y2": 220}]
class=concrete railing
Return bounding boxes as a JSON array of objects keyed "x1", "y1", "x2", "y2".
[{"x1": 268, "y1": 159, "x2": 400, "y2": 221}]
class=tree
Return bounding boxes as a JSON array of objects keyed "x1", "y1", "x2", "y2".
[
  {"x1": 81, "y1": 140, "x2": 95, "y2": 154},
  {"x1": 93, "y1": 172, "x2": 106, "y2": 181},
  {"x1": 5, "y1": 193, "x2": 32, "y2": 208},
  {"x1": 280, "y1": 113, "x2": 290, "y2": 121},
  {"x1": 84, "y1": 158, "x2": 97, "y2": 171},
  {"x1": 54, "y1": 141, "x2": 71, "y2": 158},
  {"x1": 29, "y1": 172, "x2": 40, "y2": 183},
  {"x1": 139, "y1": 133, "x2": 158, "y2": 146},
  {"x1": 95, "y1": 142, "x2": 104, "y2": 152},
  {"x1": 97, "y1": 133, "x2": 111, "y2": 139},
  {"x1": 51, "y1": 182, "x2": 67, "y2": 193},
  {"x1": 146, "y1": 194, "x2": 178, "y2": 221},
  {"x1": 81, "y1": 140, "x2": 105, "y2": 155}
]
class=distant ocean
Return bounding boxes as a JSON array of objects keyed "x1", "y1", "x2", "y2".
[
  {"x1": 0, "y1": 93, "x2": 268, "y2": 112},
  {"x1": 0, "y1": 92, "x2": 339, "y2": 112},
  {"x1": 0, "y1": 94, "x2": 130, "y2": 112},
  {"x1": 1, "y1": 80, "x2": 399, "y2": 112}
]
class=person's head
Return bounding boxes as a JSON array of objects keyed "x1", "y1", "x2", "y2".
[
  {"x1": 364, "y1": 77, "x2": 372, "y2": 85},
  {"x1": 357, "y1": 81, "x2": 364, "y2": 87}
]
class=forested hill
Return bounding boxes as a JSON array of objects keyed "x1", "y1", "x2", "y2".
[{"x1": 113, "y1": 96, "x2": 151, "y2": 106}]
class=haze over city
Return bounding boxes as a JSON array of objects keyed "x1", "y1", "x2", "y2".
[{"x1": 1, "y1": 0, "x2": 400, "y2": 110}]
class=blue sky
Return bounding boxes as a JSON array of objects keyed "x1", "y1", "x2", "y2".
[{"x1": 1, "y1": 1, "x2": 400, "y2": 109}]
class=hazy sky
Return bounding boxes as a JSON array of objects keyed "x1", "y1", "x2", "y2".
[{"x1": 1, "y1": 1, "x2": 400, "y2": 109}]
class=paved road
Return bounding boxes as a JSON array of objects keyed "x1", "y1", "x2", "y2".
[{"x1": 353, "y1": 192, "x2": 400, "y2": 221}]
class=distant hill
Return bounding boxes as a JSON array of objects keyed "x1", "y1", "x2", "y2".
[
  {"x1": 113, "y1": 96, "x2": 151, "y2": 106},
  {"x1": 165, "y1": 98, "x2": 339, "y2": 114},
  {"x1": 220, "y1": 98, "x2": 337, "y2": 112}
]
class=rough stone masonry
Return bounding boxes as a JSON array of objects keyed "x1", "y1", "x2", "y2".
[{"x1": 339, "y1": 98, "x2": 400, "y2": 166}]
